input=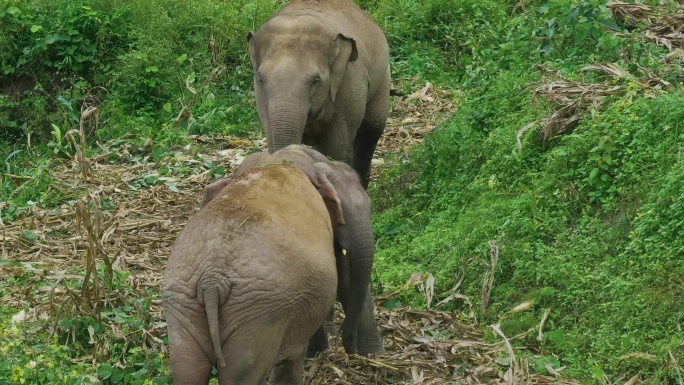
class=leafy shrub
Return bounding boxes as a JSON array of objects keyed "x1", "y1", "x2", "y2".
[
  {"x1": 536, "y1": 0, "x2": 623, "y2": 59},
  {"x1": 0, "y1": 267, "x2": 169, "y2": 384},
  {"x1": 0, "y1": 0, "x2": 131, "y2": 142},
  {"x1": 1, "y1": 0, "x2": 274, "y2": 144}
]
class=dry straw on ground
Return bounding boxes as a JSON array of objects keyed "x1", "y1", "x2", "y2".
[
  {"x1": 525, "y1": 1, "x2": 681, "y2": 141},
  {"x1": 607, "y1": 1, "x2": 684, "y2": 52}
]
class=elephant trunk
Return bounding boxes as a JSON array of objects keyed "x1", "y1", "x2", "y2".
[
  {"x1": 266, "y1": 96, "x2": 308, "y2": 153},
  {"x1": 337, "y1": 212, "x2": 378, "y2": 355}
]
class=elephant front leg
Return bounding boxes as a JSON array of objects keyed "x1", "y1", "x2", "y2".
[
  {"x1": 352, "y1": 124, "x2": 383, "y2": 189},
  {"x1": 356, "y1": 286, "x2": 385, "y2": 356},
  {"x1": 354, "y1": 68, "x2": 390, "y2": 189}
]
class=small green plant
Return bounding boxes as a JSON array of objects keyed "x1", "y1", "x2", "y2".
[
  {"x1": 536, "y1": 0, "x2": 622, "y2": 59},
  {"x1": 47, "y1": 124, "x2": 73, "y2": 158},
  {"x1": 586, "y1": 135, "x2": 616, "y2": 205}
]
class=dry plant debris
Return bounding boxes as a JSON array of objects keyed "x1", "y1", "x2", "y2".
[
  {"x1": 1, "y1": 81, "x2": 578, "y2": 383},
  {"x1": 608, "y1": 1, "x2": 684, "y2": 52},
  {"x1": 529, "y1": 60, "x2": 673, "y2": 140},
  {"x1": 303, "y1": 305, "x2": 577, "y2": 385},
  {"x1": 371, "y1": 81, "x2": 456, "y2": 182},
  {"x1": 529, "y1": 65, "x2": 623, "y2": 140},
  {"x1": 528, "y1": 1, "x2": 683, "y2": 140}
]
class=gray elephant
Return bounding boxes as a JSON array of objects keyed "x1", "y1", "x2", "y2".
[
  {"x1": 248, "y1": 0, "x2": 391, "y2": 188},
  {"x1": 162, "y1": 162, "x2": 342, "y2": 384},
  {"x1": 273, "y1": 145, "x2": 384, "y2": 356}
]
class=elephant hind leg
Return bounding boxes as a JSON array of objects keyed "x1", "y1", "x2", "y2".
[
  {"x1": 167, "y1": 329, "x2": 212, "y2": 384},
  {"x1": 269, "y1": 350, "x2": 306, "y2": 385},
  {"x1": 217, "y1": 328, "x2": 282, "y2": 385},
  {"x1": 306, "y1": 323, "x2": 330, "y2": 358}
]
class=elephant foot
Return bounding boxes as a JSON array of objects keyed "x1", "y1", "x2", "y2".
[{"x1": 358, "y1": 343, "x2": 385, "y2": 357}]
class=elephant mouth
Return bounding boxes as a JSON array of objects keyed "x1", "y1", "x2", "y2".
[{"x1": 307, "y1": 104, "x2": 325, "y2": 120}]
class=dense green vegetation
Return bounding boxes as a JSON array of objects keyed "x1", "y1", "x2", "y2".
[
  {"x1": 1, "y1": 0, "x2": 683, "y2": 383},
  {"x1": 370, "y1": 0, "x2": 684, "y2": 381}
]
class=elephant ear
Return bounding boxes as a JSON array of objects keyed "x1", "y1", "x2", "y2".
[
  {"x1": 200, "y1": 178, "x2": 233, "y2": 208},
  {"x1": 329, "y1": 33, "x2": 358, "y2": 104},
  {"x1": 247, "y1": 31, "x2": 259, "y2": 70},
  {"x1": 313, "y1": 172, "x2": 345, "y2": 229}
]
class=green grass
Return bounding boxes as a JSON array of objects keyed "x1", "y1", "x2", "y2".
[{"x1": 370, "y1": 1, "x2": 684, "y2": 379}]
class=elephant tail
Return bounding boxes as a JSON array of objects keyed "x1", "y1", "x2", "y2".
[{"x1": 197, "y1": 277, "x2": 230, "y2": 368}]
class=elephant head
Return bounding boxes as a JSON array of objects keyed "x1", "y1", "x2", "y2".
[{"x1": 248, "y1": 15, "x2": 358, "y2": 152}]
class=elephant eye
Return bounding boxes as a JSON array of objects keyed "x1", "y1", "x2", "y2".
[{"x1": 311, "y1": 76, "x2": 321, "y2": 86}]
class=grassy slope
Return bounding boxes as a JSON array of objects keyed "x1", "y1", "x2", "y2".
[{"x1": 370, "y1": 0, "x2": 684, "y2": 381}]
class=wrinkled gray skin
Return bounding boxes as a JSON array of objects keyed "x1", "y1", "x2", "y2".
[
  {"x1": 248, "y1": 0, "x2": 390, "y2": 188},
  {"x1": 162, "y1": 163, "x2": 339, "y2": 384},
  {"x1": 273, "y1": 145, "x2": 384, "y2": 357}
]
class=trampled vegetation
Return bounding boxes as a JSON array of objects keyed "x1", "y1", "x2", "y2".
[{"x1": 1, "y1": 0, "x2": 684, "y2": 383}]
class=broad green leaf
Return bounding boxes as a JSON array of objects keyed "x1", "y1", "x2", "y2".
[
  {"x1": 598, "y1": 18, "x2": 622, "y2": 32},
  {"x1": 591, "y1": 366, "x2": 606, "y2": 379},
  {"x1": 546, "y1": 329, "x2": 564, "y2": 348},
  {"x1": 111, "y1": 368, "x2": 124, "y2": 383},
  {"x1": 22, "y1": 229, "x2": 38, "y2": 242},
  {"x1": 602, "y1": 153, "x2": 612, "y2": 164},
  {"x1": 97, "y1": 364, "x2": 113, "y2": 380},
  {"x1": 533, "y1": 356, "x2": 560, "y2": 373},
  {"x1": 380, "y1": 297, "x2": 402, "y2": 309},
  {"x1": 589, "y1": 168, "x2": 600, "y2": 181}
]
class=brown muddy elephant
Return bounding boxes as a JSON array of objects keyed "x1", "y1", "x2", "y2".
[
  {"x1": 248, "y1": 0, "x2": 391, "y2": 188},
  {"x1": 162, "y1": 163, "x2": 342, "y2": 384}
]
